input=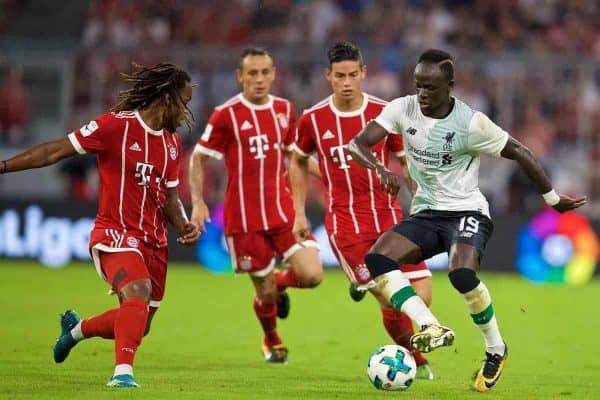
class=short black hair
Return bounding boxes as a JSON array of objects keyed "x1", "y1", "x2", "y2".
[
  {"x1": 327, "y1": 41, "x2": 363, "y2": 66},
  {"x1": 417, "y1": 49, "x2": 454, "y2": 81},
  {"x1": 238, "y1": 47, "x2": 271, "y2": 69}
]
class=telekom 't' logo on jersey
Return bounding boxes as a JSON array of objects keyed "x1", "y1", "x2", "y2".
[
  {"x1": 135, "y1": 162, "x2": 155, "y2": 186},
  {"x1": 249, "y1": 134, "x2": 269, "y2": 159},
  {"x1": 330, "y1": 144, "x2": 352, "y2": 169}
]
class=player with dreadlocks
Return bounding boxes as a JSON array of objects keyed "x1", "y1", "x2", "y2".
[{"x1": 0, "y1": 62, "x2": 200, "y2": 388}]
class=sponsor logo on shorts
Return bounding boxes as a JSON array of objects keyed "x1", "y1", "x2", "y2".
[
  {"x1": 239, "y1": 256, "x2": 252, "y2": 271},
  {"x1": 127, "y1": 237, "x2": 139, "y2": 248}
]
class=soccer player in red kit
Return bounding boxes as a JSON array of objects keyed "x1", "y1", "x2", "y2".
[
  {"x1": 189, "y1": 48, "x2": 322, "y2": 363},
  {"x1": 289, "y1": 42, "x2": 434, "y2": 379},
  {"x1": 0, "y1": 63, "x2": 200, "y2": 388}
]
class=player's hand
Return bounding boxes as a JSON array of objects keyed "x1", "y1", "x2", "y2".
[
  {"x1": 191, "y1": 201, "x2": 211, "y2": 232},
  {"x1": 293, "y1": 214, "x2": 311, "y2": 243},
  {"x1": 552, "y1": 194, "x2": 587, "y2": 213},
  {"x1": 176, "y1": 222, "x2": 200, "y2": 246},
  {"x1": 375, "y1": 165, "x2": 401, "y2": 197}
]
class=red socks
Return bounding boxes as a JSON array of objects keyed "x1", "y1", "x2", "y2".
[
  {"x1": 114, "y1": 298, "x2": 149, "y2": 366},
  {"x1": 381, "y1": 307, "x2": 428, "y2": 365},
  {"x1": 274, "y1": 269, "x2": 302, "y2": 292},
  {"x1": 81, "y1": 308, "x2": 119, "y2": 339},
  {"x1": 253, "y1": 297, "x2": 281, "y2": 347}
]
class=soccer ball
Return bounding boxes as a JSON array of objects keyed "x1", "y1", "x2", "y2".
[{"x1": 367, "y1": 345, "x2": 416, "y2": 391}]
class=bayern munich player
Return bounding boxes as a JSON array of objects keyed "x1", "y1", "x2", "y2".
[
  {"x1": 189, "y1": 48, "x2": 322, "y2": 364},
  {"x1": 0, "y1": 63, "x2": 200, "y2": 388},
  {"x1": 289, "y1": 42, "x2": 434, "y2": 380}
]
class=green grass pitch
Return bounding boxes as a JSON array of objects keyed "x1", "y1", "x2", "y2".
[{"x1": 1, "y1": 261, "x2": 599, "y2": 399}]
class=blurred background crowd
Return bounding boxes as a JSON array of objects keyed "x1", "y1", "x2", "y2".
[{"x1": 1, "y1": 0, "x2": 599, "y2": 218}]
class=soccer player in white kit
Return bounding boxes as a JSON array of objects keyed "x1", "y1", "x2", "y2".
[{"x1": 348, "y1": 49, "x2": 586, "y2": 392}]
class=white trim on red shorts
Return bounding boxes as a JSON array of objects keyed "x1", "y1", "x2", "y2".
[
  {"x1": 403, "y1": 269, "x2": 432, "y2": 281},
  {"x1": 90, "y1": 243, "x2": 144, "y2": 282},
  {"x1": 249, "y1": 258, "x2": 276, "y2": 278},
  {"x1": 282, "y1": 239, "x2": 319, "y2": 261}
]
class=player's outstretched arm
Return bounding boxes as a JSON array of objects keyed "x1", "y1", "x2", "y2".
[
  {"x1": 164, "y1": 187, "x2": 200, "y2": 246},
  {"x1": 500, "y1": 137, "x2": 587, "y2": 212},
  {"x1": 0, "y1": 138, "x2": 77, "y2": 174},
  {"x1": 188, "y1": 152, "x2": 211, "y2": 232},
  {"x1": 349, "y1": 121, "x2": 401, "y2": 197},
  {"x1": 289, "y1": 151, "x2": 312, "y2": 242}
]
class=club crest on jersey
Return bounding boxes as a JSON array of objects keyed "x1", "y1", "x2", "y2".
[
  {"x1": 127, "y1": 237, "x2": 139, "y2": 248},
  {"x1": 169, "y1": 145, "x2": 177, "y2": 160},
  {"x1": 277, "y1": 113, "x2": 289, "y2": 129}
]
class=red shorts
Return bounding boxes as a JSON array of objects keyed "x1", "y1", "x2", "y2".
[
  {"x1": 89, "y1": 228, "x2": 168, "y2": 308},
  {"x1": 226, "y1": 223, "x2": 318, "y2": 277},
  {"x1": 329, "y1": 231, "x2": 431, "y2": 288}
]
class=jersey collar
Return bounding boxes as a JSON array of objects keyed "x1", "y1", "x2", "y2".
[
  {"x1": 134, "y1": 110, "x2": 164, "y2": 136},
  {"x1": 238, "y1": 93, "x2": 273, "y2": 110},
  {"x1": 328, "y1": 93, "x2": 368, "y2": 117}
]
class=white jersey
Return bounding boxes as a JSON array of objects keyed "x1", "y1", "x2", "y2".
[{"x1": 375, "y1": 95, "x2": 509, "y2": 218}]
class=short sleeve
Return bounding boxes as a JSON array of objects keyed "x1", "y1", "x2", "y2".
[
  {"x1": 282, "y1": 102, "x2": 296, "y2": 149},
  {"x1": 166, "y1": 134, "x2": 182, "y2": 188},
  {"x1": 193, "y1": 108, "x2": 230, "y2": 160},
  {"x1": 67, "y1": 113, "x2": 117, "y2": 155},
  {"x1": 292, "y1": 112, "x2": 316, "y2": 157},
  {"x1": 385, "y1": 134, "x2": 404, "y2": 157},
  {"x1": 467, "y1": 112, "x2": 510, "y2": 157},
  {"x1": 374, "y1": 97, "x2": 405, "y2": 135}
]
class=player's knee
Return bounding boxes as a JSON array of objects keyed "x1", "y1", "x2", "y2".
[
  {"x1": 299, "y1": 269, "x2": 323, "y2": 288},
  {"x1": 448, "y1": 267, "x2": 480, "y2": 294},
  {"x1": 257, "y1": 287, "x2": 278, "y2": 304},
  {"x1": 364, "y1": 253, "x2": 398, "y2": 278},
  {"x1": 121, "y1": 278, "x2": 152, "y2": 301}
]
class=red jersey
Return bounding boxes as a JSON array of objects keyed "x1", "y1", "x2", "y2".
[
  {"x1": 294, "y1": 94, "x2": 403, "y2": 235},
  {"x1": 68, "y1": 110, "x2": 181, "y2": 248},
  {"x1": 194, "y1": 94, "x2": 295, "y2": 234}
]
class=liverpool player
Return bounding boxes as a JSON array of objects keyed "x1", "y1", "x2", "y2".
[
  {"x1": 290, "y1": 42, "x2": 438, "y2": 379},
  {"x1": 0, "y1": 63, "x2": 200, "y2": 388},
  {"x1": 189, "y1": 48, "x2": 322, "y2": 363}
]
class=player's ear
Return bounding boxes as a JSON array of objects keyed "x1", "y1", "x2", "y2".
[
  {"x1": 324, "y1": 67, "x2": 331, "y2": 82},
  {"x1": 362, "y1": 64, "x2": 368, "y2": 79},
  {"x1": 448, "y1": 79, "x2": 455, "y2": 89},
  {"x1": 236, "y1": 68, "x2": 243, "y2": 84}
]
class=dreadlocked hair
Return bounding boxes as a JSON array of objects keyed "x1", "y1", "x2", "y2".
[{"x1": 111, "y1": 62, "x2": 194, "y2": 130}]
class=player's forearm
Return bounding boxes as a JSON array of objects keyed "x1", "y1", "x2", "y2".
[
  {"x1": 501, "y1": 138, "x2": 552, "y2": 194},
  {"x1": 289, "y1": 155, "x2": 310, "y2": 215},
  {"x1": 307, "y1": 157, "x2": 321, "y2": 179},
  {"x1": 348, "y1": 137, "x2": 381, "y2": 171},
  {"x1": 1, "y1": 139, "x2": 74, "y2": 173},
  {"x1": 188, "y1": 152, "x2": 207, "y2": 206},
  {"x1": 164, "y1": 194, "x2": 189, "y2": 232}
]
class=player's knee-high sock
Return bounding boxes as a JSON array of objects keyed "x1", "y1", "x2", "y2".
[
  {"x1": 366, "y1": 254, "x2": 439, "y2": 327},
  {"x1": 253, "y1": 297, "x2": 282, "y2": 346},
  {"x1": 381, "y1": 308, "x2": 428, "y2": 365},
  {"x1": 274, "y1": 268, "x2": 302, "y2": 291},
  {"x1": 113, "y1": 298, "x2": 149, "y2": 375},
  {"x1": 449, "y1": 268, "x2": 505, "y2": 355},
  {"x1": 77, "y1": 308, "x2": 119, "y2": 340}
]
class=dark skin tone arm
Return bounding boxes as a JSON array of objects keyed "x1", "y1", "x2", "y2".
[
  {"x1": 0, "y1": 138, "x2": 77, "y2": 173},
  {"x1": 349, "y1": 122, "x2": 587, "y2": 213},
  {"x1": 500, "y1": 137, "x2": 586, "y2": 212},
  {"x1": 348, "y1": 121, "x2": 401, "y2": 197},
  {"x1": 163, "y1": 187, "x2": 200, "y2": 245}
]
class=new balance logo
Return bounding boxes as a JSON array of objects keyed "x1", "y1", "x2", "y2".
[
  {"x1": 129, "y1": 142, "x2": 142, "y2": 151},
  {"x1": 322, "y1": 130, "x2": 335, "y2": 139},
  {"x1": 241, "y1": 120, "x2": 253, "y2": 130},
  {"x1": 407, "y1": 127, "x2": 417, "y2": 135}
]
